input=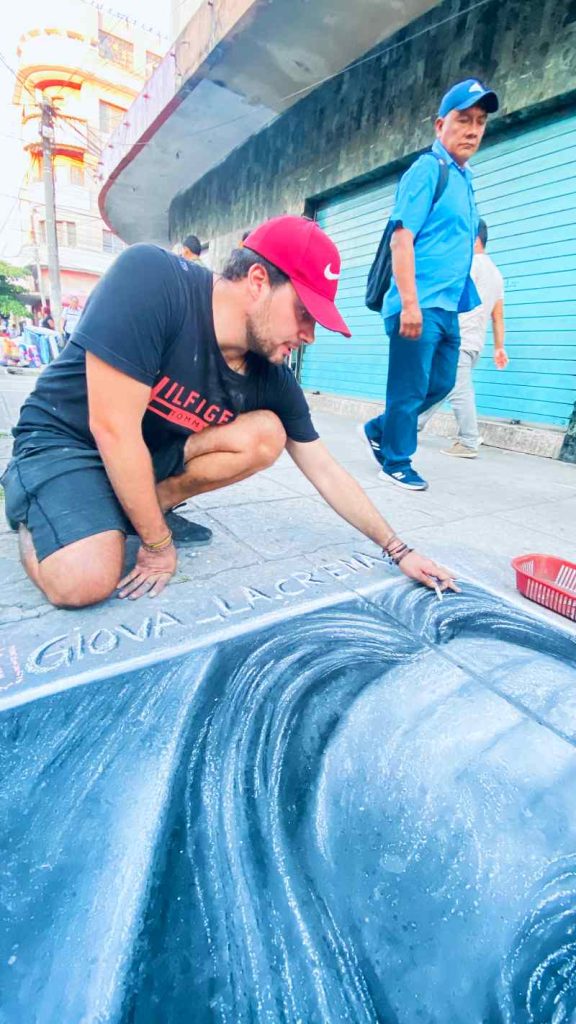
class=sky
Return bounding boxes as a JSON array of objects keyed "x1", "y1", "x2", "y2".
[{"x1": 0, "y1": 0, "x2": 172, "y2": 259}]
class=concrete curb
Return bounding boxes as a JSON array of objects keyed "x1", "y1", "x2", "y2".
[{"x1": 305, "y1": 392, "x2": 565, "y2": 460}]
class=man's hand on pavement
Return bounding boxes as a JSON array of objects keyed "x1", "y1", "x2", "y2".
[
  {"x1": 399, "y1": 302, "x2": 423, "y2": 340},
  {"x1": 494, "y1": 348, "x2": 509, "y2": 369},
  {"x1": 117, "y1": 543, "x2": 178, "y2": 600},
  {"x1": 398, "y1": 550, "x2": 460, "y2": 593}
]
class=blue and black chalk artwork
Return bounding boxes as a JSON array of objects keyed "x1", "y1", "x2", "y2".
[{"x1": 1, "y1": 582, "x2": 576, "y2": 1023}]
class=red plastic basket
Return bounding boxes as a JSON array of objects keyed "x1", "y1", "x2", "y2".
[{"x1": 511, "y1": 554, "x2": 576, "y2": 621}]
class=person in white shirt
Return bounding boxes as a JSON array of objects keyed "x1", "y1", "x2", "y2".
[
  {"x1": 419, "y1": 219, "x2": 508, "y2": 456},
  {"x1": 61, "y1": 296, "x2": 83, "y2": 342}
]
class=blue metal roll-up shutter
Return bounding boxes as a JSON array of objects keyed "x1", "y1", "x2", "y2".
[
  {"x1": 302, "y1": 109, "x2": 576, "y2": 428},
  {"x1": 300, "y1": 175, "x2": 399, "y2": 401}
]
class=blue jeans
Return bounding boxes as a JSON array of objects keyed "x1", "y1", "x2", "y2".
[{"x1": 374, "y1": 308, "x2": 460, "y2": 471}]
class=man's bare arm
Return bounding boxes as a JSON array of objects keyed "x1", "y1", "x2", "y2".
[
  {"x1": 86, "y1": 352, "x2": 167, "y2": 545},
  {"x1": 390, "y1": 227, "x2": 422, "y2": 339},
  {"x1": 287, "y1": 438, "x2": 458, "y2": 592},
  {"x1": 491, "y1": 298, "x2": 508, "y2": 368},
  {"x1": 492, "y1": 298, "x2": 505, "y2": 348}
]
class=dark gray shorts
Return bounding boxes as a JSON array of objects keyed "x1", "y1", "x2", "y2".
[{"x1": 1, "y1": 438, "x2": 187, "y2": 562}]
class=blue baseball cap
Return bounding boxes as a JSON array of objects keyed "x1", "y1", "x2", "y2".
[{"x1": 438, "y1": 79, "x2": 499, "y2": 118}]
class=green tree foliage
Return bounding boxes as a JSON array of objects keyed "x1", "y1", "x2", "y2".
[{"x1": 0, "y1": 260, "x2": 28, "y2": 318}]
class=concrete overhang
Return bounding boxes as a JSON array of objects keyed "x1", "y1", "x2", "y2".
[{"x1": 99, "y1": 0, "x2": 441, "y2": 245}]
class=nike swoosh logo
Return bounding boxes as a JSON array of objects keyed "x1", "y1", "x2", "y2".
[{"x1": 324, "y1": 263, "x2": 339, "y2": 280}]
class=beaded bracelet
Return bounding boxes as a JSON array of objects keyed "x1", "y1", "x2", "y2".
[
  {"x1": 383, "y1": 534, "x2": 415, "y2": 566},
  {"x1": 393, "y1": 546, "x2": 414, "y2": 565}
]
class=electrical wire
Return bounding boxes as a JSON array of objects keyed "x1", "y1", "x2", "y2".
[
  {"x1": 0, "y1": 49, "x2": 102, "y2": 165},
  {"x1": 1, "y1": 0, "x2": 500, "y2": 245},
  {"x1": 0, "y1": 38, "x2": 139, "y2": 162},
  {"x1": 0, "y1": 196, "x2": 22, "y2": 240},
  {"x1": 102, "y1": 0, "x2": 497, "y2": 153},
  {"x1": 0, "y1": 189, "x2": 122, "y2": 224},
  {"x1": 6, "y1": 0, "x2": 497, "y2": 164},
  {"x1": 0, "y1": 17, "x2": 167, "y2": 175}
]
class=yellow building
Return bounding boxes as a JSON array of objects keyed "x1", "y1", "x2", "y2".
[{"x1": 13, "y1": 4, "x2": 166, "y2": 317}]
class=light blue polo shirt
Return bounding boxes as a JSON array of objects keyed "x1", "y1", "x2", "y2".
[{"x1": 382, "y1": 140, "x2": 479, "y2": 318}]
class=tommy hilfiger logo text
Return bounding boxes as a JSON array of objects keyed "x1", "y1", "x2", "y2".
[{"x1": 148, "y1": 376, "x2": 236, "y2": 432}]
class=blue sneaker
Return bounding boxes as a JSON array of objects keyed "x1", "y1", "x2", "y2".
[
  {"x1": 380, "y1": 466, "x2": 429, "y2": 490},
  {"x1": 359, "y1": 419, "x2": 385, "y2": 468}
]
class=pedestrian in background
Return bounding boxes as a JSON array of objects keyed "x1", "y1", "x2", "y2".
[
  {"x1": 41, "y1": 308, "x2": 55, "y2": 331},
  {"x1": 61, "y1": 296, "x2": 82, "y2": 342},
  {"x1": 181, "y1": 234, "x2": 203, "y2": 263},
  {"x1": 362, "y1": 78, "x2": 499, "y2": 491},
  {"x1": 419, "y1": 219, "x2": 508, "y2": 457}
]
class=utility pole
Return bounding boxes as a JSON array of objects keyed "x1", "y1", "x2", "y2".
[
  {"x1": 30, "y1": 207, "x2": 45, "y2": 315},
  {"x1": 38, "y1": 94, "x2": 62, "y2": 329}
]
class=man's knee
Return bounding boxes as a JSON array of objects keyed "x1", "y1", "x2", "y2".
[
  {"x1": 35, "y1": 533, "x2": 124, "y2": 609},
  {"x1": 40, "y1": 565, "x2": 121, "y2": 608},
  {"x1": 386, "y1": 390, "x2": 427, "y2": 417},
  {"x1": 247, "y1": 411, "x2": 286, "y2": 468},
  {"x1": 42, "y1": 572, "x2": 119, "y2": 609}
]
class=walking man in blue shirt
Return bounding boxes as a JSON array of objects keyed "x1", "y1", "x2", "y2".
[{"x1": 363, "y1": 79, "x2": 499, "y2": 490}]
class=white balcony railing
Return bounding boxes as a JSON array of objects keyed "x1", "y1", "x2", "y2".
[{"x1": 101, "y1": 47, "x2": 177, "y2": 183}]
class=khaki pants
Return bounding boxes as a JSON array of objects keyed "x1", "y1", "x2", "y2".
[{"x1": 419, "y1": 348, "x2": 480, "y2": 450}]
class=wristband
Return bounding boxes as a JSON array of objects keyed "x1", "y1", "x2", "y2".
[
  {"x1": 395, "y1": 546, "x2": 414, "y2": 565},
  {"x1": 143, "y1": 530, "x2": 173, "y2": 553},
  {"x1": 383, "y1": 534, "x2": 414, "y2": 566}
]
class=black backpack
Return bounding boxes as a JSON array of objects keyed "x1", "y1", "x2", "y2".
[{"x1": 365, "y1": 152, "x2": 449, "y2": 313}]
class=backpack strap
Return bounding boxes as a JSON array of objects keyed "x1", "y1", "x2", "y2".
[
  {"x1": 412, "y1": 152, "x2": 449, "y2": 243},
  {"x1": 364, "y1": 151, "x2": 450, "y2": 313},
  {"x1": 426, "y1": 150, "x2": 450, "y2": 208}
]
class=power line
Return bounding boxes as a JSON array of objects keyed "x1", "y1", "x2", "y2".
[
  {"x1": 75, "y1": 0, "x2": 168, "y2": 40},
  {"x1": 36, "y1": 5, "x2": 168, "y2": 111},
  {"x1": 103, "y1": 0, "x2": 496, "y2": 155},
  {"x1": 0, "y1": 50, "x2": 36, "y2": 103},
  {"x1": 0, "y1": 189, "x2": 120, "y2": 224},
  {"x1": 0, "y1": 41, "x2": 136, "y2": 165},
  {"x1": 3, "y1": 218, "x2": 126, "y2": 248},
  {"x1": 0, "y1": 169, "x2": 29, "y2": 235},
  {"x1": 0, "y1": 54, "x2": 105, "y2": 192},
  {"x1": 0, "y1": 196, "x2": 21, "y2": 240},
  {"x1": 0, "y1": 21, "x2": 168, "y2": 170},
  {"x1": 1, "y1": 0, "x2": 500, "y2": 238},
  {"x1": 0, "y1": 129, "x2": 32, "y2": 142},
  {"x1": 4, "y1": 0, "x2": 497, "y2": 169},
  {"x1": 0, "y1": 48, "x2": 102, "y2": 160}
]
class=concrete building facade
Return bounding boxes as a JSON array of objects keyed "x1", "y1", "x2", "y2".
[
  {"x1": 99, "y1": 0, "x2": 576, "y2": 462},
  {"x1": 14, "y1": 6, "x2": 165, "y2": 315}
]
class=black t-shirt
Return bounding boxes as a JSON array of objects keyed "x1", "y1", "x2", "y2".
[{"x1": 13, "y1": 244, "x2": 318, "y2": 454}]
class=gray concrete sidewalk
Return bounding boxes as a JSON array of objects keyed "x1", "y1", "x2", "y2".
[
  {"x1": 0, "y1": 367, "x2": 40, "y2": 434},
  {"x1": 1, "y1": 409, "x2": 575, "y2": 634}
]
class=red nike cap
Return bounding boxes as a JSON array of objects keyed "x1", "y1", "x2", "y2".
[{"x1": 243, "y1": 216, "x2": 351, "y2": 338}]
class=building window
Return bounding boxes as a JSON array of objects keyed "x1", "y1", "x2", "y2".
[
  {"x1": 98, "y1": 30, "x2": 133, "y2": 71},
  {"x1": 99, "y1": 99, "x2": 126, "y2": 136},
  {"x1": 102, "y1": 229, "x2": 124, "y2": 254},
  {"x1": 69, "y1": 163, "x2": 84, "y2": 186},
  {"x1": 59, "y1": 221, "x2": 76, "y2": 248},
  {"x1": 39, "y1": 220, "x2": 77, "y2": 247},
  {"x1": 145, "y1": 50, "x2": 161, "y2": 78}
]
